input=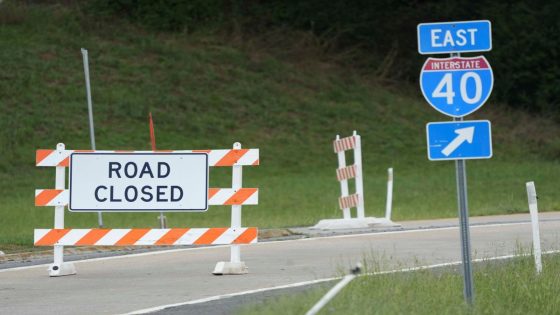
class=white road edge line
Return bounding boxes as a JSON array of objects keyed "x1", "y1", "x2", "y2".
[
  {"x1": 0, "y1": 220, "x2": 541, "y2": 273},
  {"x1": 123, "y1": 250, "x2": 560, "y2": 315}
]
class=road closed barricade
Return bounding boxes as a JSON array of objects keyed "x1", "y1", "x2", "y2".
[{"x1": 34, "y1": 142, "x2": 259, "y2": 276}]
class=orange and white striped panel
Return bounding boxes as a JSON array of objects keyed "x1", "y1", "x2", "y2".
[
  {"x1": 36, "y1": 149, "x2": 259, "y2": 167},
  {"x1": 34, "y1": 228, "x2": 258, "y2": 246},
  {"x1": 333, "y1": 136, "x2": 356, "y2": 153},
  {"x1": 336, "y1": 165, "x2": 357, "y2": 181},
  {"x1": 338, "y1": 194, "x2": 360, "y2": 209},
  {"x1": 35, "y1": 189, "x2": 68, "y2": 206},
  {"x1": 208, "y1": 188, "x2": 258, "y2": 205},
  {"x1": 35, "y1": 188, "x2": 259, "y2": 206}
]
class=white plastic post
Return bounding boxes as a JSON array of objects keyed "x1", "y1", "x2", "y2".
[
  {"x1": 353, "y1": 131, "x2": 365, "y2": 219},
  {"x1": 526, "y1": 181, "x2": 542, "y2": 274},
  {"x1": 336, "y1": 135, "x2": 351, "y2": 219},
  {"x1": 230, "y1": 142, "x2": 242, "y2": 264},
  {"x1": 212, "y1": 142, "x2": 248, "y2": 275},
  {"x1": 49, "y1": 143, "x2": 76, "y2": 276},
  {"x1": 385, "y1": 168, "x2": 393, "y2": 220}
]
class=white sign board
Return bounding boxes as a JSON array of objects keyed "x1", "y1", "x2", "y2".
[{"x1": 69, "y1": 153, "x2": 209, "y2": 212}]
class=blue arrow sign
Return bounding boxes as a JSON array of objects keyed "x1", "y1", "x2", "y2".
[
  {"x1": 420, "y1": 56, "x2": 493, "y2": 118},
  {"x1": 426, "y1": 120, "x2": 492, "y2": 161},
  {"x1": 417, "y1": 20, "x2": 492, "y2": 54}
]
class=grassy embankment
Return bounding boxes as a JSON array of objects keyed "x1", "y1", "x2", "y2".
[
  {"x1": 239, "y1": 254, "x2": 560, "y2": 314},
  {"x1": 1, "y1": 2, "x2": 559, "y2": 250}
]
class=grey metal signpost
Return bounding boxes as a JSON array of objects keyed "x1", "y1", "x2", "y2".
[
  {"x1": 454, "y1": 115, "x2": 474, "y2": 304},
  {"x1": 418, "y1": 21, "x2": 494, "y2": 305},
  {"x1": 81, "y1": 48, "x2": 104, "y2": 228}
]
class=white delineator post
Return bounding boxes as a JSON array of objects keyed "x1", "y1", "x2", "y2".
[
  {"x1": 213, "y1": 142, "x2": 248, "y2": 275},
  {"x1": 385, "y1": 167, "x2": 393, "y2": 221},
  {"x1": 50, "y1": 143, "x2": 76, "y2": 277},
  {"x1": 353, "y1": 131, "x2": 365, "y2": 219},
  {"x1": 335, "y1": 135, "x2": 351, "y2": 220},
  {"x1": 526, "y1": 181, "x2": 542, "y2": 274}
]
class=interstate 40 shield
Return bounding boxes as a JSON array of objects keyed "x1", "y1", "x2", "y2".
[{"x1": 420, "y1": 56, "x2": 493, "y2": 118}]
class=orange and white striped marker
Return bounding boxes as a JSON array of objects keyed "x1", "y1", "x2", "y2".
[
  {"x1": 36, "y1": 149, "x2": 259, "y2": 168},
  {"x1": 34, "y1": 188, "x2": 259, "y2": 206},
  {"x1": 338, "y1": 194, "x2": 360, "y2": 210},
  {"x1": 336, "y1": 165, "x2": 357, "y2": 181},
  {"x1": 34, "y1": 228, "x2": 258, "y2": 246},
  {"x1": 333, "y1": 136, "x2": 357, "y2": 153}
]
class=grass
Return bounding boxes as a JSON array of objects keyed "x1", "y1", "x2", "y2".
[
  {"x1": 238, "y1": 254, "x2": 560, "y2": 314},
  {"x1": 0, "y1": 2, "x2": 560, "y2": 250}
]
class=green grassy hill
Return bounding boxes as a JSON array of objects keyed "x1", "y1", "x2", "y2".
[{"x1": 1, "y1": 2, "x2": 559, "y2": 249}]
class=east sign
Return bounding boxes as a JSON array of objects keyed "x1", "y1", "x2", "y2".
[
  {"x1": 69, "y1": 152, "x2": 209, "y2": 211},
  {"x1": 417, "y1": 20, "x2": 492, "y2": 54}
]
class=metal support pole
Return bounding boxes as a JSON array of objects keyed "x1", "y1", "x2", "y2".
[
  {"x1": 306, "y1": 264, "x2": 362, "y2": 315},
  {"x1": 81, "y1": 48, "x2": 104, "y2": 228},
  {"x1": 454, "y1": 116, "x2": 474, "y2": 305},
  {"x1": 448, "y1": 51, "x2": 474, "y2": 305}
]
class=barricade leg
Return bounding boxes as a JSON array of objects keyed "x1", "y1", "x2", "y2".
[
  {"x1": 336, "y1": 135, "x2": 352, "y2": 219},
  {"x1": 49, "y1": 143, "x2": 76, "y2": 277},
  {"x1": 213, "y1": 142, "x2": 248, "y2": 275},
  {"x1": 353, "y1": 131, "x2": 365, "y2": 219}
]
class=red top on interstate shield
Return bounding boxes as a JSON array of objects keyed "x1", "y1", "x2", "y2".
[{"x1": 423, "y1": 56, "x2": 489, "y2": 71}]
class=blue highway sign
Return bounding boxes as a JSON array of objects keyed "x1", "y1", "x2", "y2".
[
  {"x1": 426, "y1": 120, "x2": 492, "y2": 161},
  {"x1": 417, "y1": 20, "x2": 492, "y2": 54},
  {"x1": 420, "y1": 56, "x2": 493, "y2": 118}
]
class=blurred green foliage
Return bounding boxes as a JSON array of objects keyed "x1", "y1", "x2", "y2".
[{"x1": 91, "y1": 0, "x2": 560, "y2": 116}]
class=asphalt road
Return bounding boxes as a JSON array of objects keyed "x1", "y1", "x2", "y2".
[{"x1": 2, "y1": 213, "x2": 560, "y2": 315}]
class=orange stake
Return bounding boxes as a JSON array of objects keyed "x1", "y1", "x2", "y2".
[{"x1": 149, "y1": 112, "x2": 156, "y2": 151}]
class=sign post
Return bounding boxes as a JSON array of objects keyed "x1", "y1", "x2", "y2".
[
  {"x1": 81, "y1": 48, "x2": 104, "y2": 228},
  {"x1": 418, "y1": 20, "x2": 494, "y2": 305}
]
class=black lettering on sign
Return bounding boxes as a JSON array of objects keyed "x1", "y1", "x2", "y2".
[
  {"x1": 109, "y1": 186, "x2": 122, "y2": 202},
  {"x1": 124, "y1": 162, "x2": 138, "y2": 178},
  {"x1": 139, "y1": 162, "x2": 154, "y2": 178},
  {"x1": 95, "y1": 186, "x2": 107, "y2": 202},
  {"x1": 141, "y1": 185, "x2": 153, "y2": 202},
  {"x1": 158, "y1": 162, "x2": 170, "y2": 178},
  {"x1": 109, "y1": 162, "x2": 121, "y2": 178},
  {"x1": 124, "y1": 185, "x2": 138, "y2": 202},
  {"x1": 170, "y1": 186, "x2": 183, "y2": 201},
  {"x1": 156, "y1": 185, "x2": 168, "y2": 202}
]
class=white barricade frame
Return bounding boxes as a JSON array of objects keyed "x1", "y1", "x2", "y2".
[
  {"x1": 34, "y1": 142, "x2": 259, "y2": 276},
  {"x1": 313, "y1": 131, "x2": 399, "y2": 229}
]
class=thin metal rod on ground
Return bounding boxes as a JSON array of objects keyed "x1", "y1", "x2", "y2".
[{"x1": 306, "y1": 264, "x2": 361, "y2": 315}]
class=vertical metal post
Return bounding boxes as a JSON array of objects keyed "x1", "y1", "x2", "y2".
[
  {"x1": 231, "y1": 142, "x2": 243, "y2": 263},
  {"x1": 336, "y1": 135, "x2": 352, "y2": 219},
  {"x1": 81, "y1": 48, "x2": 104, "y2": 228},
  {"x1": 451, "y1": 51, "x2": 474, "y2": 305},
  {"x1": 353, "y1": 131, "x2": 365, "y2": 219}
]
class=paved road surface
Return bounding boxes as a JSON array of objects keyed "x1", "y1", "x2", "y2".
[{"x1": 1, "y1": 213, "x2": 560, "y2": 314}]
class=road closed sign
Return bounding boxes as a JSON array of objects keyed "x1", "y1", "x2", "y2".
[{"x1": 69, "y1": 152, "x2": 209, "y2": 212}]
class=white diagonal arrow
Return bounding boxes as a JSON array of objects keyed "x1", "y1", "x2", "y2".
[{"x1": 442, "y1": 126, "x2": 475, "y2": 156}]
